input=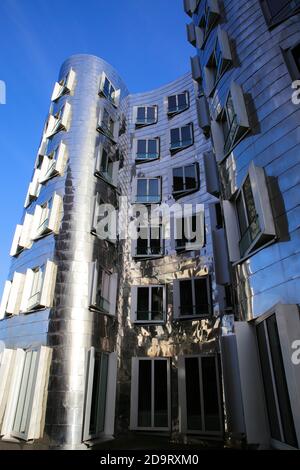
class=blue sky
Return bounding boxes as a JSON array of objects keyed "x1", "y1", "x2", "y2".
[{"x1": 0, "y1": 0, "x2": 192, "y2": 290}]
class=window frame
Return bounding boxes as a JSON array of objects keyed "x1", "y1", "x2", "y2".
[
  {"x1": 132, "y1": 222, "x2": 164, "y2": 259},
  {"x1": 135, "y1": 105, "x2": 158, "y2": 128},
  {"x1": 174, "y1": 276, "x2": 212, "y2": 320},
  {"x1": 167, "y1": 91, "x2": 189, "y2": 117},
  {"x1": 172, "y1": 162, "x2": 199, "y2": 198},
  {"x1": 89, "y1": 262, "x2": 118, "y2": 316},
  {"x1": 134, "y1": 177, "x2": 161, "y2": 204},
  {"x1": 132, "y1": 285, "x2": 167, "y2": 324},
  {"x1": 135, "y1": 138, "x2": 160, "y2": 163},
  {"x1": 198, "y1": 0, "x2": 221, "y2": 48},
  {"x1": 99, "y1": 73, "x2": 120, "y2": 107},
  {"x1": 170, "y1": 123, "x2": 194, "y2": 154},
  {"x1": 97, "y1": 108, "x2": 117, "y2": 144},
  {"x1": 260, "y1": 0, "x2": 300, "y2": 29},
  {"x1": 130, "y1": 357, "x2": 171, "y2": 431}
]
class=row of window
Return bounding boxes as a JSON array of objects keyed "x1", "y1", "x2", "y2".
[
  {"x1": 11, "y1": 194, "x2": 63, "y2": 257},
  {"x1": 0, "y1": 348, "x2": 222, "y2": 442},
  {"x1": 0, "y1": 346, "x2": 52, "y2": 441},
  {"x1": 0, "y1": 260, "x2": 57, "y2": 319}
]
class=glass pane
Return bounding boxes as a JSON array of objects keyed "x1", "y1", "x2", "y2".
[
  {"x1": 147, "y1": 106, "x2": 156, "y2": 121},
  {"x1": 185, "y1": 164, "x2": 197, "y2": 190},
  {"x1": 178, "y1": 92, "x2": 187, "y2": 109},
  {"x1": 137, "y1": 179, "x2": 147, "y2": 201},
  {"x1": 170, "y1": 128, "x2": 180, "y2": 146},
  {"x1": 148, "y1": 139, "x2": 158, "y2": 156},
  {"x1": 181, "y1": 125, "x2": 192, "y2": 145},
  {"x1": 103, "y1": 77, "x2": 110, "y2": 97},
  {"x1": 266, "y1": 315, "x2": 298, "y2": 447},
  {"x1": 179, "y1": 280, "x2": 193, "y2": 316},
  {"x1": 100, "y1": 149, "x2": 108, "y2": 172},
  {"x1": 137, "y1": 287, "x2": 149, "y2": 321},
  {"x1": 137, "y1": 234, "x2": 148, "y2": 255},
  {"x1": 202, "y1": 356, "x2": 221, "y2": 432},
  {"x1": 256, "y1": 322, "x2": 282, "y2": 441},
  {"x1": 195, "y1": 278, "x2": 209, "y2": 315},
  {"x1": 138, "y1": 360, "x2": 152, "y2": 427},
  {"x1": 89, "y1": 352, "x2": 108, "y2": 436},
  {"x1": 154, "y1": 360, "x2": 168, "y2": 427},
  {"x1": 137, "y1": 140, "x2": 147, "y2": 155},
  {"x1": 292, "y1": 43, "x2": 300, "y2": 73},
  {"x1": 266, "y1": 0, "x2": 291, "y2": 17},
  {"x1": 150, "y1": 226, "x2": 161, "y2": 255},
  {"x1": 151, "y1": 287, "x2": 163, "y2": 321},
  {"x1": 185, "y1": 358, "x2": 202, "y2": 430},
  {"x1": 168, "y1": 95, "x2": 177, "y2": 112},
  {"x1": 236, "y1": 193, "x2": 248, "y2": 237},
  {"x1": 173, "y1": 167, "x2": 184, "y2": 192},
  {"x1": 137, "y1": 107, "x2": 145, "y2": 121},
  {"x1": 243, "y1": 176, "x2": 260, "y2": 239},
  {"x1": 148, "y1": 179, "x2": 159, "y2": 202},
  {"x1": 13, "y1": 351, "x2": 37, "y2": 434},
  {"x1": 97, "y1": 354, "x2": 108, "y2": 433}
]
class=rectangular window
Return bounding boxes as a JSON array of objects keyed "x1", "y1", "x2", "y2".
[
  {"x1": 89, "y1": 262, "x2": 118, "y2": 316},
  {"x1": 178, "y1": 355, "x2": 223, "y2": 435},
  {"x1": 198, "y1": 0, "x2": 220, "y2": 46},
  {"x1": 134, "y1": 224, "x2": 163, "y2": 258},
  {"x1": 130, "y1": 358, "x2": 171, "y2": 430},
  {"x1": 256, "y1": 315, "x2": 298, "y2": 448},
  {"x1": 51, "y1": 68, "x2": 76, "y2": 102},
  {"x1": 95, "y1": 145, "x2": 119, "y2": 187},
  {"x1": 11, "y1": 350, "x2": 38, "y2": 439},
  {"x1": 83, "y1": 348, "x2": 109, "y2": 441},
  {"x1": 172, "y1": 163, "x2": 198, "y2": 197},
  {"x1": 174, "y1": 206, "x2": 205, "y2": 251},
  {"x1": 135, "y1": 106, "x2": 157, "y2": 127},
  {"x1": 101, "y1": 76, "x2": 115, "y2": 102},
  {"x1": 205, "y1": 28, "x2": 232, "y2": 96},
  {"x1": 170, "y1": 123, "x2": 193, "y2": 153},
  {"x1": 27, "y1": 267, "x2": 45, "y2": 311},
  {"x1": 39, "y1": 142, "x2": 67, "y2": 183},
  {"x1": 174, "y1": 277, "x2": 211, "y2": 318},
  {"x1": 167, "y1": 91, "x2": 189, "y2": 116},
  {"x1": 135, "y1": 138, "x2": 159, "y2": 162},
  {"x1": 282, "y1": 42, "x2": 300, "y2": 80},
  {"x1": 132, "y1": 285, "x2": 166, "y2": 323},
  {"x1": 135, "y1": 178, "x2": 161, "y2": 204},
  {"x1": 260, "y1": 0, "x2": 300, "y2": 28},
  {"x1": 236, "y1": 176, "x2": 261, "y2": 257}
]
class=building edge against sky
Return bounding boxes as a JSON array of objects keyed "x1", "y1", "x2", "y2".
[{"x1": 0, "y1": 0, "x2": 299, "y2": 451}]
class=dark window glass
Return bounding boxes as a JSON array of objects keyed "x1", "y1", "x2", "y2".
[
  {"x1": 185, "y1": 164, "x2": 197, "y2": 190},
  {"x1": 265, "y1": 0, "x2": 293, "y2": 18},
  {"x1": 151, "y1": 287, "x2": 163, "y2": 321},
  {"x1": 181, "y1": 125, "x2": 192, "y2": 145},
  {"x1": 137, "y1": 140, "x2": 147, "y2": 155},
  {"x1": 173, "y1": 167, "x2": 184, "y2": 192},
  {"x1": 137, "y1": 179, "x2": 147, "y2": 201},
  {"x1": 266, "y1": 315, "x2": 298, "y2": 447},
  {"x1": 215, "y1": 202, "x2": 223, "y2": 229},
  {"x1": 100, "y1": 149, "x2": 108, "y2": 173},
  {"x1": 138, "y1": 361, "x2": 152, "y2": 427},
  {"x1": 147, "y1": 106, "x2": 156, "y2": 122},
  {"x1": 154, "y1": 361, "x2": 168, "y2": 427},
  {"x1": 148, "y1": 139, "x2": 158, "y2": 156},
  {"x1": 185, "y1": 358, "x2": 202, "y2": 430},
  {"x1": 178, "y1": 92, "x2": 188, "y2": 110},
  {"x1": 137, "y1": 227, "x2": 148, "y2": 255},
  {"x1": 292, "y1": 43, "x2": 300, "y2": 72},
  {"x1": 170, "y1": 128, "x2": 180, "y2": 145},
  {"x1": 168, "y1": 95, "x2": 177, "y2": 112},
  {"x1": 137, "y1": 287, "x2": 149, "y2": 321},
  {"x1": 195, "y1": 278, "x2": 209, "y2": 315},
  {"x1": 257, "y1": 322, "x2": 282, "y2": 441},
  {"x1": 180, "y1": 280, "x2": 193, "y2": 316},
  {"x1": 150, "y1": 226, "x2": 161, "y2": 255},
  {"x1": 202, "y1": 356, "x2": 221, "y2": 431},
  {"x1": 149, "y1": 179, "x2": 159, "y2": 201},
  {"x1": 236, "y1": 193, "x2": 248, "y2": 237},
  {"x1": 137, "y1": 107, "x2": 145, "y2": 121},
  {"x1": 89, "y1": 352, "x2": 108, "y2": 435}
]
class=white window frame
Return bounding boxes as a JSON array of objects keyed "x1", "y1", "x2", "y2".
[
  {"x1": 83, "y1": 348, "x2": 117, "y2": 441},
  {"x1": 132, "y1": 223, "x2": 164, "y2": 259},
  {"x1": 20, "y1": 261, "x2": 57, "y2": 314},
  {"x1": 94, "y1": 144, "x2": 119, "y2": 187},
  {"x1": 130, "y1": 357, "x2": 171, "y2": 431},
  {"x1": 131, "y1": 285, "x2": 167, "y2": 324},
  {"x1": 134, "y1": 138, "x2": 160, "y2": 163},
  {"x1": 39, "y1": 142, "x2": 67, "y2": 183},
  {"x1": 170, "y1": 123, "x2": 193, "y2": 153},
  {"x1": 178, "y1": 354, "x2": 223, "y2": 436},
  {"x1": 167, "y1": 91, "x2": 189, "y2": 116},
  {"x1": 171, "y1": 162, "x2": 199, "y2": 198},
  {"x1": 222, "y1": 162, "x2": 276, "y2": 263},
  {"x1": 134, "y1": 105, "x2": 158, "y2": 128},
  {"x1": 45, "y1": 102, "x2": 71, "y2": 138},
  {"x1": 134, "y1": 177, "x2": 161, "y2": 204},
  {"x1": 51, "y1": 68, "x2": 76, "y2": 102},
  {"x1": 24, "y1": 169, "x2": 41, "y2": 208},
  {"x1": 32, "y1": 193, "x2": 63, "y2": 240},
  {"x1": 89, "y1": 262, "x2": 118, "y2": 316},
  {"x1": 0, "y1": 349, "x2": 15, "y2": 426},
  {"x1": 99, "y1": 72, "x2": 120, "y2": 107},
  {"x1": 173, "y1": 276, "x2": 212, "y2": 319}
]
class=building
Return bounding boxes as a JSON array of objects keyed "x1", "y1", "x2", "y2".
[
  {"x1": 0, "y1": 53, "x2": 230, "y2": 449},
  {"x1": 184, "y1": 0, "x2": 300, "y2": 450}
]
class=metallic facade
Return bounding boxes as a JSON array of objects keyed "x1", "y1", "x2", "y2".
[{"x1": 0, "y1": 53, "x2": 227, "y2": 448}]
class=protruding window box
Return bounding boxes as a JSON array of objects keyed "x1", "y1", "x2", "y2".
[
  {"x1": 198, "y1": 0, "x2": 221, "y2": 48},
  {"x1": 190, "y1": 55, "x2": 202, "y2": 82},
  {"x1": 260, "y1": 0, "x2": 300, "y2": 29},
  {"x1": 51, "y1": 68, "x2": 76, "y2": 102},
  {"x1": 32, "y1": 193, "x2": 63, "y2": 240},
  {"x1": 171, "y1": 162, "x2": 199, "y2": 199},
  {"x1": 39, "y1": 142, "x2": 67, "y2": 183},
  {"x1": 170, "y1": 123, "x2": 194, "y2": 154},
  {"x1": 204, "y1": 27, "x2": 232, "y2": 97},
  {"x1": 187, "y1": 23, "x2": 203, "y2": 49},
  {"x1": 133, "y1": 177, "x2": 161, "y2": 204},
  {"x1": 173, "y1": 205, "x2": 205, "y2": 252},
  {"x1": 97, "y1": 108, "x2": 118, "y2": 144},
  {"x1": 45, "y1": 102, "x2": 71, "y2": 138},
  {"x1": 99, "y1": 72, "x2": 121, "y2": 107},
  {"x1": 196, "y1": 93, "x2": 210, "y2": 135},
  {"x1": 184, "y1": 0, "x2": 200, "y2": 17},
  {"x1": 94, "y1": 144, "x2": 119, "y2": 187},
  {"x1": 203, "y1": 151, "x2": 219, "y2": 196},
  {"x1": 132, "y1": 224, "x2": 164, "y2": 260},
  {"x1": 89, "y1": 262, "x2": 118, "y2": 317}
]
